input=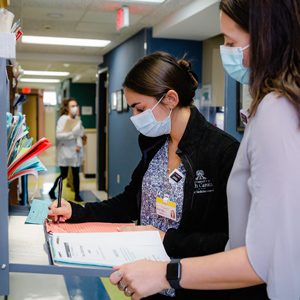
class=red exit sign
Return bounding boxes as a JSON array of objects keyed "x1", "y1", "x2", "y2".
[{"x1": 117, "y1": 6, "x2": 129, "y2": 31}]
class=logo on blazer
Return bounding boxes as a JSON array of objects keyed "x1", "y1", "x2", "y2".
[{"x1": 194, "y1": 170, "x2": 214, "y2": 194}]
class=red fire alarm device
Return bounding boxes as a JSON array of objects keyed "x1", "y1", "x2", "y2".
[{"x1": 117, "y1": 6, "x2": 129, "y2": 31}]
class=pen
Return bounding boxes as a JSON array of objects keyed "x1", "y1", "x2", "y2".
[{"x1": 57, "y1": 177, "x2": 62, "y2": 224}]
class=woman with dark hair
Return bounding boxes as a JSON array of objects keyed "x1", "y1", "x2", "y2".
[
  {"x1": 109, "y1": 1, "x2": 300, "y2": 300},
  {"x1": 49, "y1": 97, "x2": 84, "y2": 202},
  {"x1": 48, "y1": 51, "x2": 239, "y2": 299}
]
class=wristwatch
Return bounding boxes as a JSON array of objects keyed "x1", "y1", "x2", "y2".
[{"x1": 166, "y1": 258, "x2": 182, "y2": 289}]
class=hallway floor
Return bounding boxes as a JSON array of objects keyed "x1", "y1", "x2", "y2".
[{"x1": 4, "y1": 147, "x2": 127, "y2": 300}]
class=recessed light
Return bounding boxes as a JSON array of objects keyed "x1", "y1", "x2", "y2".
[
  {"x1": 22, "y1": 36, "x2": 111, "y2": 47},
  {"x1": 24, "y1": 70, "x2": 70, "y2": 76},
  {"x1": 47, "y1": 13, "x2": 63, "y2": 19},
  {"x1": 20, "y1": 78, "x2": 60, "y2": 83}
]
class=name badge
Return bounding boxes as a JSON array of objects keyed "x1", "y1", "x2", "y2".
[
  {"x1": 169, "y1": 169, "x2": 184, "y2": 185},
  {"x1": 240, "y1": 109, "x2": 250, "y2": 126},
  {"x1": 156, "y1": 197, "x2": 176, "y2": 221}
]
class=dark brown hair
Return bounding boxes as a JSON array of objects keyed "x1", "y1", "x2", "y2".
[
  {"x1": 249, "y1": 0, "x2": 300, "y2": 121},
  {"x1": 219, "y1": 0, "x2": 300, "y2": 122},
  {"x1": 123, "y1": 51, "x2": 199, "y2": 107},
  {"x1": 59, "y1": 97, "x2": 76, "y2": 116},
  {"x1": 219, "y1": 0, "x2": 249, "y2": 32}
]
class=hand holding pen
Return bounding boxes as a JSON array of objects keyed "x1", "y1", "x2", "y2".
[{"x1": 47, "y1": 178, "x2": 73, "y2": 222}]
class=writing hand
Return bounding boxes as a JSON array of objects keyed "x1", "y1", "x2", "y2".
[{"x1": 48, "y1": 198, "x2": 72, "y2": 223}]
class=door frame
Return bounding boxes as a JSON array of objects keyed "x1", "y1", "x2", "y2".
[{"x1": 96, "y1": 67, "x2": 109, "y2": 191}]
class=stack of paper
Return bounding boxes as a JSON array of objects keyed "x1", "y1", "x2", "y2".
[
  {"x1": 7, "y1": 112, "x2": 52, "y2": 187},
  {"x1": 0, "y1": 10, "x2": 18, "y2": 61},
  {"x1": 50, "y1": 231, "x2": 170, "y2": 268}
]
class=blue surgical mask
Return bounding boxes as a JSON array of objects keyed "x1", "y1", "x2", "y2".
[
  {"x1": 130, "y1": 94, "x2": 172, "y2": 137},
  {"x1": 220, "y1": 44, "x2": 250, "y2": 84}
]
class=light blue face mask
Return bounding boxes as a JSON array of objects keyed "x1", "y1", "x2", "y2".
[
  {"x1": 130, "y1": 94, "x2": 172, "y2": 137},
  {"x1": 220, "y1": 44, "x2": 250, "y2": 84}
]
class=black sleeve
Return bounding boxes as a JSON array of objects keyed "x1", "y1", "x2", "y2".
[
  {"x1": 66, "y1": 160, "x2": 144, "y2": 223},
  {"x1": 163, "y1": 229, "x2": 228, "y2": 258},
  {"x1": 163, "y1": 141, "x2": 240, "y2": 258}
]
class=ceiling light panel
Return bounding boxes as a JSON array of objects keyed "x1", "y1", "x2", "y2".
[
  {"x1": 24, "y1": 71, "x2": 70, "y2": 76},
  {"x1": 20, "y1": 78, "x2": 61, "y2": 83},
  {"x1": 22, "y1": 36, "x2": 111, "y2": 47}
]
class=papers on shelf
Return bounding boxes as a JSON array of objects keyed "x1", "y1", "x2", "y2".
[
  {"x1": 8, "y1": 136, "x2": 51, "y2": 179},
  {"x1": 7, "y1": 112, "x2": 52, "y2": 198},
  {"x1": 0, "y1": 10, "x2": 14, "y2": 33},
  {"x1": 0, "y1": 9, "x2": 19, "y2": 61},
  {"x1": 13, "y1": 93, "x2": 28, "y2": 109},
  {"x1": 50, "y1": 231, "x2": 170, "y2": 268}
]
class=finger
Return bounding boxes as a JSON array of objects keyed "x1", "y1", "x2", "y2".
[
  {"x1": 48, "y1": 200, "x2": 58, "y2": 209},
  {"x1": 109, "y1": 270, "x2": 123, "y2": 285},
  {"x1": 117, "y1": 280, "x2": 127, "y2": 292},
  {"x1": 112, "y1": 265, "x2": 123, "y2": 270},
  {"x1": 48, "y1": 208, "x2": 61, "y2": 216},
  {"x1": 49, "y1": 206, "x2": 68, "y2": 216},
  {"x1": 131, "y1": 293, "x2": 141, "y2": 300},
  {"x1": 124, "y1": 287, "x2": 134, "y2": 297}
]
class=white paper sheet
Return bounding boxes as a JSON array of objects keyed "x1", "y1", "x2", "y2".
[{"x1": 50, "y1": 231, "x2": 170, "y2": 268}]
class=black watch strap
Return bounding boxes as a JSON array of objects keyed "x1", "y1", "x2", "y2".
[{"x1": 166, "y1": 258, "x2": 182, "y2": 289}]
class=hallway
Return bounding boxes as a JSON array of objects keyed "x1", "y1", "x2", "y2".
[{"x1": 28, "y1": 146, "x2": 108, "y2": 205}]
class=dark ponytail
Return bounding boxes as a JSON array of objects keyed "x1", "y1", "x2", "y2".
[{"x1": 123, "y1": 51, "x2": 199, "y2": 107}]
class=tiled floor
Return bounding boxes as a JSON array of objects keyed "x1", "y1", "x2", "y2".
[{"x1": 6, "y1": 147, "x2": 127, "y2": 300}]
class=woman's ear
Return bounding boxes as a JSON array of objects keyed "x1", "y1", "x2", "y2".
[{"x1": 164, "y1": 90, "x2": 179, "y2": 109}]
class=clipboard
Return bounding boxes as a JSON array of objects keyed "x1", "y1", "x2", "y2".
[{"x1": 62, "y1": 119, "x2": 81, "y2": 133}]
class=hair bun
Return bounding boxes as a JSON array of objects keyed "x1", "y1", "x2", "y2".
[{"x1": 178, "y1": 57, "x2": 199, "y2": 92}]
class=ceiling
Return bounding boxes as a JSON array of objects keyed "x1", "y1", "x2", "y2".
[{"x1": 7, "y1": 0, "x2": 221, "y2": 89}]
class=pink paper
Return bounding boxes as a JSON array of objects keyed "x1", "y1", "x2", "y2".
[{"x1": 46, "y1": 221, "x2": 135, "y2": 234}]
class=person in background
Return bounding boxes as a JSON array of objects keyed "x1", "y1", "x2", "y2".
[
  {"x1": 109, "y1": 1, "x2": 300, "y2": 300},
  {"x1": 49, "y1": 97, "x2": 84, "y2": 202},
  {"x1": 48, "y1": 51, "x2": 239, "y2": 299}
]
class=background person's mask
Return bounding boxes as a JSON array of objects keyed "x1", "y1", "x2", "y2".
[
  {"x1": 70, "y1": 106, "x2": 78, "y2": 116},
  {"x1": 130, "y1": 94, "x2": 172, "y2": 137}
]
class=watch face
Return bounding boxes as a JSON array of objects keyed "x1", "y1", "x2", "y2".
[{"x1": 167, "y1": 262, "x2": 180, "y2": 280}]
